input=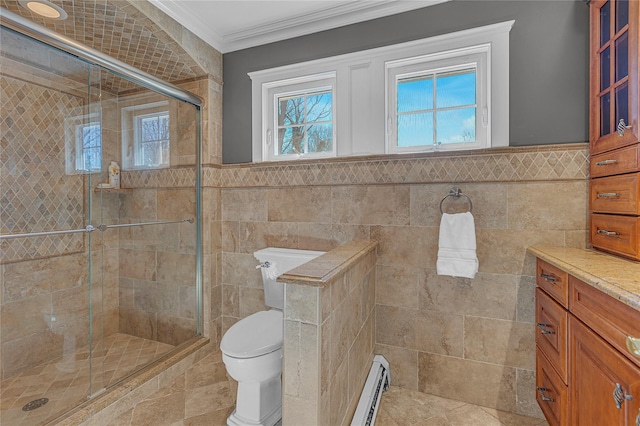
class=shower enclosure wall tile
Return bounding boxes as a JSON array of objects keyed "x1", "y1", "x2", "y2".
[
  {"x1": 119, "y1": 249, "x2": 157, "y2": 281},
  {"x1": 157, "y1": 189, "x2": 196, "y2": 220}
]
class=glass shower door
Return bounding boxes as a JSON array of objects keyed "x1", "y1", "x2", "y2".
[{"x1": 0, "y1": 26, "x2": 105, "y2": 424}]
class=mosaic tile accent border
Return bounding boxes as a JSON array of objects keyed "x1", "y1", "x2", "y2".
[
  {"x1": 216, "y1": 143, "x2": 589, "y2": 188},
  {"x1": 121, "y1": 167, "x2": 196, "y2": 188},
  {"x1": 121, "y1": 144, "x2": 588, "y2": 190}
]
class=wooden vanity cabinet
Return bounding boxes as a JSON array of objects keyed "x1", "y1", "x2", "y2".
[
  {"x1": 535, "y1": 259, "x2": 640, "y2": 425},
  {"x1": 589, "y1": 0, "x2": 640, "y2": 261}
]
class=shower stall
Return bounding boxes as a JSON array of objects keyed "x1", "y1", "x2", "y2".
[{"x1": 0, "y1": 9, "x2": 202, "y2": 425}]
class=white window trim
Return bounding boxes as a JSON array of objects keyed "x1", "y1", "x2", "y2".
[
  {"x1": 386, "y1": 44, "x2": 490, "y2": 154},
  {"x1": 64, "y1": 112, "x2": 101, "y2": 175},
  {"x1": 121, "y1": 100, "x2": 171, "y2": 170},
  {"x1": 249, "y1": 20, "x2": 514, "y2": 163},
  {"x1": 262, "y1": 72, "x2": 337, "y2": 161}
]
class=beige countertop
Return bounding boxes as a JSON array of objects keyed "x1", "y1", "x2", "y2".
[
  {"x1": 278, "y1": 239, "x2": 377, "y2": 287},
  {"x1": 528, "y1": 246, "x2": 640, "y2": 311}
]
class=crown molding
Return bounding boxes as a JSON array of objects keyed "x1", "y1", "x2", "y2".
[{"x1": 148, "y1": 0, "x2": 449, "y2": 53}]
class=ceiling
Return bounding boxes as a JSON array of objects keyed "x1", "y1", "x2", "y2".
[
  {"x1": 0, "y1": 0, "x2": 445, "y2": 92},
  {"x1": 148, "y1": 0, "x2": 448, "y2": 53}
]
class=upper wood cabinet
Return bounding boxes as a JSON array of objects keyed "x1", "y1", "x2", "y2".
[
  {"x1": 589, "y1": 0, "x2": 640, "y2": 261},
  {"x1": 590, "y1": 0, "x2": 639, "y2": 155}
]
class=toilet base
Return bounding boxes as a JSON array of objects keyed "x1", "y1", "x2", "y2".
[
  {"x1": 227, "y1": 405, "x2": 281, "y2": 426},
  {"x1": 226, "y1": 375, "x2": 282, "y2": 426}
]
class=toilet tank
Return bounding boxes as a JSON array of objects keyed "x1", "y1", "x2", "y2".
[{"x1": 254, "y1": 247, "x2": 325, "y2": 310}]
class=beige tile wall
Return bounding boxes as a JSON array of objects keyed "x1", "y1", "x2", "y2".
[
  {"x1": 281, "y1": 243, "x2": 377, "y2": 426},
  {"x1": 217, "y1": 144, "x2": 589, "y2": 420}
]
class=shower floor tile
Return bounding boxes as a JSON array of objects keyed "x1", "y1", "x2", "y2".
[{"x1": 0, "y1": 333, "x2": 174, "y2": 426}]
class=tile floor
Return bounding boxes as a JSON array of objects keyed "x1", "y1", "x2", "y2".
[
  {"x1": 0, "y1": 333, "x2": 174, "y2": 425},
  {"x1": 1, "y1": 340, "x2": 548, "y2": 426},
  {"x1": 105, "y1": 351, "x2": 549, "y2": 426}
]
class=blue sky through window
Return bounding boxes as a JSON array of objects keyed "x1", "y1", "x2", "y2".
[{"x1": 397, "y1": 68, "x2": 476, "y2": 147}]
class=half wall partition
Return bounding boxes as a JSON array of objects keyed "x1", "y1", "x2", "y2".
[{"x1": 0, "y1": 9, "x2": 202, "y2": 425}]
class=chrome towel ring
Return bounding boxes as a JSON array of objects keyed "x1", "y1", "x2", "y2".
[{"x1": 439, "y1": 187, "x2": 473, "y2": 214}]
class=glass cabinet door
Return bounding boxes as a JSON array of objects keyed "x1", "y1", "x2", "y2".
[{"x1": 590, "y1": 0, "x2": 639, "y2": 155}]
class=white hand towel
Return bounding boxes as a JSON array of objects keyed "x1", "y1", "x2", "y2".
[{"x1": 436, "y1": 212, "x2": 479, "y2": 279}]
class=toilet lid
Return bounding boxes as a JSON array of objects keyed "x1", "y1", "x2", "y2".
[{"x1": 220, "y1": 310, "x2": 283, "y2": 358}]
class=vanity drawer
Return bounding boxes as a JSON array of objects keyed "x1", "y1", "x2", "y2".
[
  {"x1": 569, "y1": 276, "x2": 640, "y2": 368},
  {"x1": 589, "y1": 173, "x2": 640, "y2": 214},
  {"x1": 590, "y1": 144, "x2": 640, "y2": 178},
  {"x1": 536, "y1": 349, "x2": 569, "y2": 426},
  {"x1": 590, "y1": 213, "x2": 640, "y2": 259},
  {"x1": 536, "y1": 259, "x2": 569, "y2": 308},
  {"x1": 536, "y1": 288, "x2": 569, "y2": 383}
]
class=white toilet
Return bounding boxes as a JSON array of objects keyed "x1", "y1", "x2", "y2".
[{"x1": 220, "y1": 247, "x2": 325, "y2": 426}]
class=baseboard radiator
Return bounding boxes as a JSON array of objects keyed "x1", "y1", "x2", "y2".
[{"x1": 351, "y1": 355, "x2": 391, "y2": 426}]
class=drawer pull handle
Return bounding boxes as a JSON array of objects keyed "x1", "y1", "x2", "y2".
[
  {"x1": 595, "y1": 159, "x2": 618, "y2": 166},
  {"x1": 597, "y1": 192, "x2": 621, "y2": 198},
  {"x1": 618, "y1": 119, "x2": 632, "y2": 137},
  {"x1": 626, "y1": 336, "x2": 640, "y2": 358},
  {"x1": 636, "y1": 409, "x2": 640, "y2": 426},
  {"x1": 597, "y1": 229, "x2": 621, "y2": 236},
  {"x1": 613, "y1": 383, "x2": 634, "y2": 409},
  {"x1": 537, "y1": 387, "x2": 554, "y2": 402},
  {"x1": 540, "y1": 274, "x2": 558, "y2": 283},
  {"x1": 539, "y1": 273, "x2": 557, "y2": 283},
  {"x1": 536, "y1": 323, "x2": 555, "y2": 335}
]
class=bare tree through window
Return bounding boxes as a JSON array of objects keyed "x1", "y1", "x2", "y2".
[{"x1": 276, "y1": 90, "x2": 332, "y2": 156}]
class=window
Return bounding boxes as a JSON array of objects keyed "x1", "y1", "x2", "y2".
[
  {"x1": 261, "y1": 72, "x2": 336, "y2": 161},
  {"x1": 76, "y1": 122, "x2": 102, "y2": 171},
  {"x1": 121, "y1": 100, "x2": 171, "y2": 170},
  {"x1": 387, "y1": 45, "x2": 489, "y2": 153},
  {"x1": 134, "y1": 111, "x2": 170, "y2": 168},
  {"x1": 64, "y1": 113, "x2": 102, "y2": 174},
  {"x1": 250, "y1": 21, "x2": 513, "y2": 162}
]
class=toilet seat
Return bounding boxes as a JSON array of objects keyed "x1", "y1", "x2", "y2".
[{"x1": 220, "y1": 310, "x2": 283, "y2": 359}]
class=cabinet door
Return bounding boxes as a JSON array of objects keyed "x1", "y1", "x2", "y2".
[
  {"x1": 590, "y1": 0, "x2": 639, "y2": 154},
  {"x1": 570, "y1": 316, "x2": 640, "y2": 425}
]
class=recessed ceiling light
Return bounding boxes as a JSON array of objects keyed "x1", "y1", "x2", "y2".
[{"x1": 18, "y1": 0, "x2": 68, "y2": 20}]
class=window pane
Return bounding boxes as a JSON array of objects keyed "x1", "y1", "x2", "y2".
[
  {"x1": 398, "y1": 76, "x2": 433, "y2": 112},
  {"x1": 436, "y1": 108, "x2": 476, "y2": 144},
  {"x1": 615, "y1": 82, "x2": 628, "y2": 129},
  {"x1": 278, "y1": 126, "x2": 304, "y2": 155},
  {"x1": 616, "y1": 0, "x2": 628, "y2": 32},
  {"x1": 398, "y1": 112, "x2": 433, "y2": 147},
  {"x1": 600, "y1": 92, "x2": 611, "y2": 136},
  {"x1": 600, "y1": 46, "x2": 610, "y2": 91},
  {"x1": 600, "y1": 1, "x2": 610, "y2": 47},
  {"x1": 615, "y1": 32, "x2": 628, "y2": 82},
  {"x1": 307, "y1": 123, "x2": 332, "y2": 153},
  {"x1": 278, "y1": 96, "x2": 304, "y2": 126},
  {"x1": 306, "y1": 91, "x2": 332, "y2": 123},
  {"x1": 436, "y1": 70, "x2": 476, "y2": 108}
]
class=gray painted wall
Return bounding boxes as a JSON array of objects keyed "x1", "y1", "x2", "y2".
[{"x1": 222, "y1": 0, "x2": 589, "y2": 164}]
